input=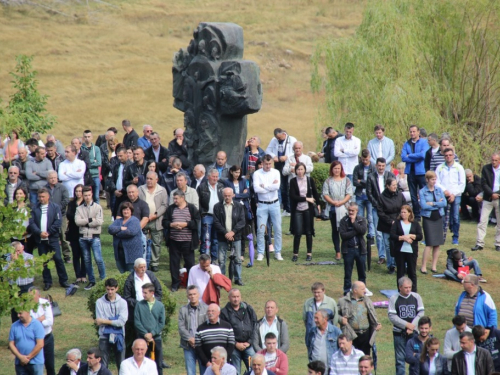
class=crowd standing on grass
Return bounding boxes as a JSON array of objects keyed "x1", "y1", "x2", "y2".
[{"x1": 4, "y1": 121, "x2": 500, "y2": 375}]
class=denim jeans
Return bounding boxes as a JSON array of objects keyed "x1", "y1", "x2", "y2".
[
  {"x1": 218, "y1": 240, "x2": 242, "y2": 281},
  {"x1": 38, "y1": 239, "x2": 68, "y2": 286},
  {"x1": 408, "y1": 173, "x2": 427, "y2": 219},
  {"x1": 200, "y1": 215, "x2": 219, "y2": 262},
  {"x1": 79, "y1": 237, "x2": 106, "y2": 283},
  {"x1": 443, "y1": 196, "x2": 461, "y2": 242},
  {"x1": 183, "y1": 347, "x2": 205, "y2": 375},
  {"x1": 15, "y1": 364, "x2": 44, "y2": 375},
  {"x1": 231, "y1": 345, "x2": 255, "y2": 374},
  {"x1": 393, "y1": 333, "x2": 409, "y2": 375},
  {"x1": 381, "y1": 232, "x2": 395, "y2": 269},
  {"x1": 29, "y1": 190, "x2": 39, "y2": 207},
  {"x1": 99, "y1": 337, "x2": 125, "y2": 372},
  {"x1": 356, "y1": 197, "x2": 374, "y2": 238},
  {"x1": 372, "y1": 208, "x2": 384, "y2": 258},
  {"x1": 256, "y1": 201, "x2": 282, "y2": 254},
  {"x1": 444, "y1": 259, "x2": 482, "y2": 281},
  {"x1": 93, "y1": 176, "x2": 100, "y2": 204},
  {"x1": 343, "y1": 248, "x2": 366, "y2": 294}
]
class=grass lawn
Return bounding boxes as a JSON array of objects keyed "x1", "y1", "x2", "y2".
[{"x1": 1, "y1": 209, "x2": 499, "y2": 375}]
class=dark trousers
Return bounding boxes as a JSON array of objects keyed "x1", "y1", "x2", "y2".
[
  {"x1": 329, "y1": 210, "x2": 341, "y2": 254},
  {"x1": 44, "y1": 333, "x2": 55, "y2": 375},
  {"x1": 146, "y1": 337, "x2": 163, "y2": 375},
  {"x1": 112, "y1": 194, "x2": 127, "y2": 218},
  {"x1": 38, "y1": 239, "x2": 68, "y2": 286},
  {"x1": 461, "y1": 196, "x2": 480, "y2": 221},
  {"x1": 395, "y1": 251, "x2": 418, "y2": 292},
  {"x1": 408, "y1": 173, "x2": 426, "y2": 219},
  {"x1": 353, "y1": 329, "x2": 371, "y2": 355},
  {"x1": 169, "y1": 239, "x2": 194, "y2": 289},
  {"x1": 99, "y1": 337, "x2": 125, "y2": 372},
  {"x1": 280, "y1": 173, "x2": 290, "y2": 212},
  {"x1": 293, "y1": 210, "x2": 313, "y2": 254},
  {"x1": 343, "y1": 248, "x2": 366, "y2": 294},
  {"x1": 69, "y1": 238, "x2": 86, "y2": 279}
]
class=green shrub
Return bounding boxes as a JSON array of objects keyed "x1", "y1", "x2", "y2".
[
  {"x1": 86, "y1": 273, "x2": 176, "y2": 348},
  {"x1": 311, "y1": 162, "x2": 330, "y2": 208}
]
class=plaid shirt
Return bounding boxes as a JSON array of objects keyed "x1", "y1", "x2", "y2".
[{"x1": 4, "y1": 252, "x2": 35, "y2": 286}]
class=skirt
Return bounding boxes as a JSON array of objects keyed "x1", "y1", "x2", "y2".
[{"x1": 422, "y1": 216, "x2": 444, "y2": 246}]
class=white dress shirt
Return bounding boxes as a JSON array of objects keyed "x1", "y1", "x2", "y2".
[
  {"x1": 134, "y1": 272, "x2": 152, "y2": 302},
  {"x1": 253, "y1": 168, "x2": 281, "y2": 202},
  {"x1": 30, "y1": 297, "x2": 53, "y2": 335},
  {"x1": 119, "y1": 356, "x2": 158, "y2": 375},
  {"x1": 334, "y1": 135, "x2": 361, "y2": 174},
  {"x1": 282, "y1": 154, "x2": 314, "y2": 181}
]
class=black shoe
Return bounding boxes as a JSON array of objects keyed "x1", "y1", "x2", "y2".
[
  {"x1": 162, "y1": 361, "x2": 171, "y2": 369},
  {"x1": 388, "y1": 267, "x2": 396, "y2": 275},
  {"x1": 43, "y1": 284, "x2": 52, "y2": 291},
  {"x1": 84, "y1": 282, "x2": 96, "y2": 291},
  {"x1": 292, "y1": 255, "x2": 298, "y2": 262},
  {"x1": 235, "y1": 280, "x2": 245, "y2": 286},
  {"x1": 496, "y1": 246, "x2": 500, "y2": 252},
  {"x1": 150, "y1": 266, "x2": 159, "y2": 272},
  {"x1": 246, "y1": 263, "x2": 253, "y2": 268},
  {"x1": 60, "y1": 282, "x2": 71, "y2": 288},
  {"x1": 306, "y1": 255, "x2": 312, "y2": 261},
  {"x1": 471, "y1": 245, "x2": 484, "y2": 251},
  {"x1": 171, "y1": 285, "x2": 179, "y2": 292}
]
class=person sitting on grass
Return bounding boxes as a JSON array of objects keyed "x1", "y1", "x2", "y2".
[{"x1": 444, "y1": 249, "x2": 486, "y2": 283}]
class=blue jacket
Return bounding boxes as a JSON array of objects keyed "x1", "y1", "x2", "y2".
[
  {"x1": 303, "y1": 296, "x2": 339, "y2": 343},
  {"x1": 455, "y1": 287, "x2": 497, "y2": 328},
  {"x1": 401, "y1": 138, "x2": 429, "y2": 175},
  {"x1": 406, "y1": 333, "x2": 430, "y2": 375},
  {"x1": 306, "y1": 323, "x2": 342, "y2": 363},
  {"x1": 108, "y1": 216, "x2": 143, "y2": 264},
  {"x1": 241, "y1": 146, "x2": 266, "y2": 176},
  {"x1": 419, "y1": 185, "x2": 447, "y2": 218},
  {"x1": 28, "y1": 202, "x2": 62, "y2": 243}
]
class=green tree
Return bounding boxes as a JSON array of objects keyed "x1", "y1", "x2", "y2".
[
  {"x1": 311, "y1": 0, "x2": 500, "y2": 170},
  {"x1": 1, "y1": 54, "x2": 56, "y2": 140}
]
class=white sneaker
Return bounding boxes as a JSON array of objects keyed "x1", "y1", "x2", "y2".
[
  {"x1": 281, "y1": 210, "x2": 291, "y2": 217},
  {"x1": 275, "y1": 253, "x2": 284, "y2": 261},
  {"x1": 256, "y1": 254, "x2": 264, "y2": 261},
  {"x1": 365, "y1": 288, "x2": 373, "y2": 297}
]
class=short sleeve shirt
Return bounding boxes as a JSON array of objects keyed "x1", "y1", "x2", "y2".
[{"x1": 9, "y1": 318, "x2": 45, "y2": 365}]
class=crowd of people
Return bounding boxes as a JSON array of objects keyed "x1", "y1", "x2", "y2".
[{"x1": 5, "y1": 120, "x2": 500, "y2": 375}]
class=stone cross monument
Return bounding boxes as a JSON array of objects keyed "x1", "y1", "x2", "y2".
[{"x1": 173, "y1": 22, "x2": 263, "y2": 168}]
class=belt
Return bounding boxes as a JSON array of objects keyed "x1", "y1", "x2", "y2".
[
  {"x1": 45, "y1": 332, "x2": 53, "y2": 339},
  {"x1": 355, "y1": 329, "x2": 369, "y2": 335},
  {"x1": 258, "y1": 199, "x2": 279, "y2": 204},
  {"x1": 393, "y1": 331, "x2": 405, "y2": 337}
]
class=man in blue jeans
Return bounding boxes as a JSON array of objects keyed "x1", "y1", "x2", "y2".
[
  {"x1": 401, "y1": 125, "x2": 429, "y2": 220},
  {"x1": 75, "y1": 186, "x2": 105, "y2": 291},
  {"x1": 352, "y1": 150, "x2": 376, "y2": 245},
  {"x1": 339, "y1": 203, "x2": 368, "y2": 296},
  {"x1": 388, "y1": 277, "x2": 425, "y2": 375}
]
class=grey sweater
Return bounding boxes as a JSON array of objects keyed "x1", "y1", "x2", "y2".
[
  {"x1": 25, "y1": 158, "x2": 53, "y2": 191},
  {"x1": 95, "y1": 293, "x2": 128, "y2": 338}
]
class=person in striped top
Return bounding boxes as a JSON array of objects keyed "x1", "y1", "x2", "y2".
[{"x1": 329, "y1": 334, "x2": 364, "y2": 375}]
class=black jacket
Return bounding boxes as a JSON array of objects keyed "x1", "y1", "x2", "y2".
[
  {"x1": 220, "y1": 302, "x2": 258, "y2": 345},
  {"x1": 107, "y1": 160, "x2": 132, "y2": 194},
  {"x1": 339, "y1": 214, "x2": 367, "y2": 254},
  {"x1": 289, "y1": 176, "x2": 320, "y2": 236},
  {"x1": 124, "y1": 161, "x2": 148, "y2": 187},
  {"x1": 100, "y1": 143, "x2": 111, "y2": 178},
  {"x1": 66, "y1": 199, "x2": 84, "y2": 241},
  {"x1": 377, "y1": 189, "x2": 406, "y2": 233},
  {"x1": 145, "y1": 144, "x2": 170, "y2": 173},
  {"x1": 190, "y1": 176, "x2": 207, "y2": 189},
  {"x1": 451, "y1": 346, "x2": 494, "y2": 375},
  {"x1": 29, "y1": 202, "x2": 62, "y2": 243},
  {"x1": 57, "y1": 361, "x2": 87, "y2": 375},
  {"x1": 323, "y1": 134, "x2": 343, "y2": 163},
  {"x1": 463, "y1": 174, "x2": 482, "y2": 198},
  {"x1": 481, "y1": 164, "x2": 498, "y2": 202},
  {"x1": 352, "y1": 162, "x2": 376, "y2": 197},
  {"x1": 122, "y1": 270, "x2": 163, "y2": 316},
  {"x1": 197, "y1": 180, "x2": 225, "y2": 216},
  {"x1": 77, "y1": 148, "x2": 93, "y2": 187},
  {"x1": 123, "y1": 129, "x2": 139, "y2": 148},
  {"x1": 367, "y1": 171, "x2": 396, "y2": 209},
  {"x1": 168, "y1": 138, "x2": 190, "y2": 169},
  {"x1": 160, "y1": 168, "x2": 190, "y2": 196},
  {"x1": 162, "y1": 203, "x2": 200, "y2": 250},
  {"x1": 390, "y1": 220, "x2": 423, "y2": 256},
  {"x1": 76, "y1": 363, "x2": 112, "y2": 375},
  {"x1": 213, "y1": 201, "x2": 246, "y2": 242},
  {"x1": 11, "y1": 158, "x2": 29, "y2": 178}
]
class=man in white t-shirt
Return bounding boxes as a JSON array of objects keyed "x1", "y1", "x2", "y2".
[
  {"x1": 334, "y1": 123, "x2": 361, "y2": 182},
  {"x1": 187, "y1": 254, "x2": 221, "y2": 301},
  {"x1": 58, "y1": 145, "x2": 85, "y2": 198}
]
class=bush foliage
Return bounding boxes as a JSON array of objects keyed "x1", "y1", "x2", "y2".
[
  {"x1": 311, "y1": 0, "x2": 500, "y2": 171},
  {"x1": 86, "y1": 273, "x2": 176, "y2": 348}
]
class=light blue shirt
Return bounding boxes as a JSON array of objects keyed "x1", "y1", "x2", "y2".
[
  {"x1": 464, "y1": 347, "x2": 476, "y2": 375},
  {"x1": 367, "y1": 136, "x2": 395, "y2": 171},
  {"x1": 116, "y1": 163, "x2": 124, "y2": 191},
  {"x1": 400, "y1": 221, "x2": 413, "y2": 253}
]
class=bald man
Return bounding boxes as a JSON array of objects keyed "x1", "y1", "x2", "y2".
[{"x1": 209, "y1": 151, "x2": 231, "y2": 180}]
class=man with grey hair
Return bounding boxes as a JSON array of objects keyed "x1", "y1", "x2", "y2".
[
  {"x1": 139, "y1": 172, "x2": 168, "y2": 272},
  {"x1": 197, "y1": 168, "x2": 225, "y2": 262},
  {"x1": 145, "y1": 131, "x2": 170, "y2": 173},
  {"x1": 455, "y1": 274, "x2": 497, "y2": 328},
  {"x1": 461, "y1": 168, "x2": 482, "y2": 221},
  {"x1": 26, "y1": 146, "x2": 52, "y2": 205},
  {"x1": 306, "y1": 309, "x2": 342, "y2": 371},
  {"x1": 46, "y1": 170, "x2": 71, "y2": 263},
  {"x1": 282, "y1": 141, "x2": 314, "y2": 182},
  {"x1": 120, "y1": 338, "x2": 158, "y2": 374},
  {"x1": 122, "y1": 119, "x2": 139, "y2": 148},
  {"x1": 196, "y1": 303, "x2": 235, "y2": 372},
  {"x1": 57, "y1": 348, "x2": 85, "y2": 375},
  {"x1": 191, "y1": 164, "x2": 207, "y2": 189},
  {"x1": 472, "y1": 152, "x2": 500, "y2": 251},
  {"x1": 46, "y1": 134, "x2": 65, "y2": 155},
  {"x1": 137, "y1": 124, "x2": 153, "y2": 151},
  {"x1": 179, "y1": 285, "x2": 208, "y2": 375},
  {"x1": 388, "y1": 277, "x2": 425, "y2": 375},
  {"x1": 169, "y1": 171, "x2": 199, "y2": 208},
  {"x1": 4, "y1": 165, "x2": 25, "y2": 205},
  {"x1": 12, "y1": 146, "x2": 30, "y2": 178},
  {"x1": 213, "y1": 188, "x2": 246, "y2": 284},
  {"x1": 204, "y1": 346, "x2": 237, "y2": 375}
]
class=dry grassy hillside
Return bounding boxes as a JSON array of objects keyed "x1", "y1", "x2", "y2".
[{"x1": 0, "y1": 0, "x2": 364, "y2": 151}]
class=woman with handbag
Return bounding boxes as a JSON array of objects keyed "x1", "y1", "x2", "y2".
[
  {"x1": 290, "y1": 162, "x2": 320, "y2": 261},
  {"x1": 66, "y1": 184, "x2": 87, "y2": 283},
  {"x1": 322, "y1": 161, "x2": 352, "y2": 260},
  {"x1": 390, "y1": 205, "x2": 423, "y2": 292}
]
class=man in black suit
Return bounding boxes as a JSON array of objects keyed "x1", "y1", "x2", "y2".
[
  {"x1": 145, "y1": 132, "x2": 170, "y2": 173},
  {"x1": 76, "y1": 348, "x2": 112, "y2": 375},
  {"x1": 28, "y1": 187, "x2": 70, "y2": 291},
  {"x1": 108, "y1": 147, "x2": 132, "y2": 218},
  {"x1": 461, "y1": 168, "x2": 482, "y2": 222},
  {"x1": 57, "y1": 348, "x2": 86, "y2": 375},
  {"x1": 191, "y1": 164, "x2": 207, "y2": 189}
]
